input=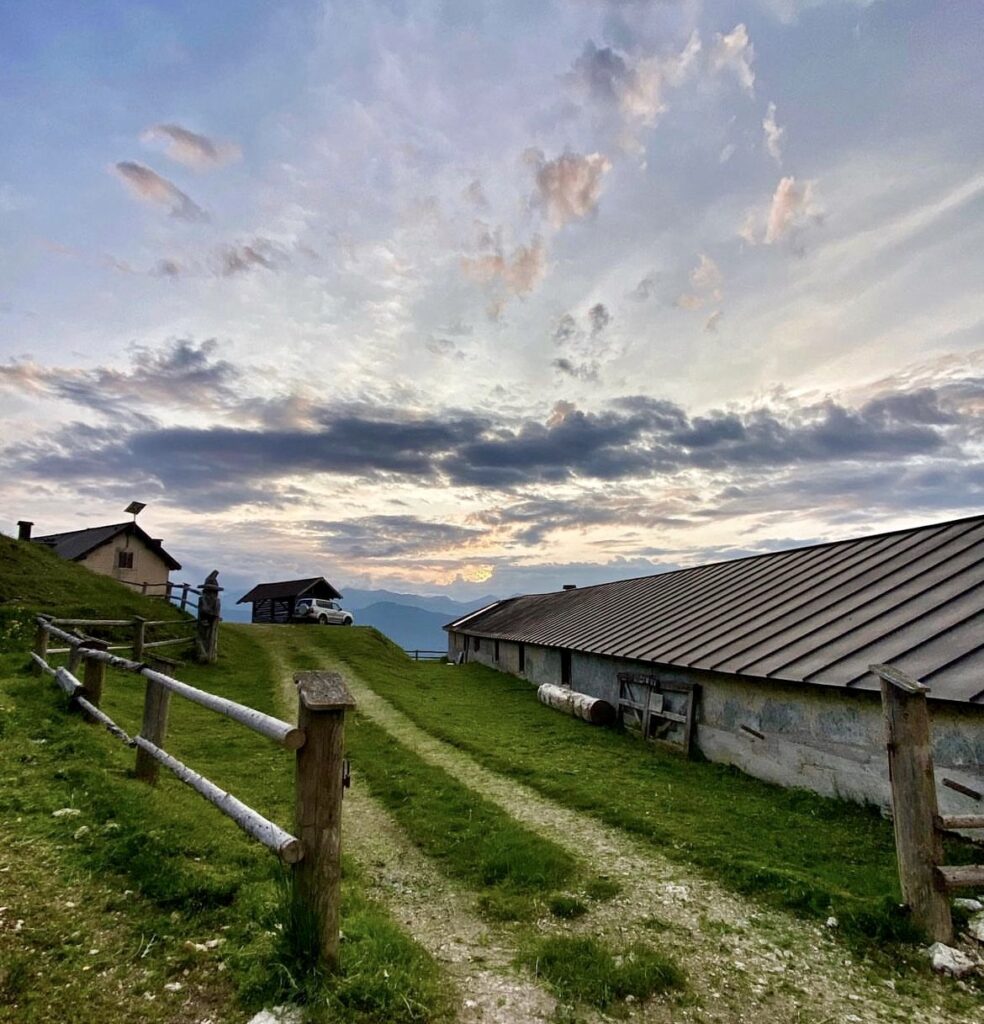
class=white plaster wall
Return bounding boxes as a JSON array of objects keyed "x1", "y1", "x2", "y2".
[{"x1": 449, "y1": 630, "x2": 984, "y2": 818}]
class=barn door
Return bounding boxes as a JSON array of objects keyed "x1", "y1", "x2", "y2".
[{"x1": 617, "y1": 673, "x2": 698, "y2": 756}]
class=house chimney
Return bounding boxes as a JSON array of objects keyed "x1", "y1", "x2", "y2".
[
  {"x1": 562, "y1": 584, "x2": 577, "y2": 591},
  {"x1": 17, "y1": 520, "x2": 33, "y2": 541}
]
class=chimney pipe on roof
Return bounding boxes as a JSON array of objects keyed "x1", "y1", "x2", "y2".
[
  {"x1": 17, "y1": 520, "x2": 33, "y2": 541},
  {"x1": 562, "y1": 584, "x2": 577, "y2": 591}
]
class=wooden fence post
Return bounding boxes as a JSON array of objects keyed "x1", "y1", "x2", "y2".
[
  {"x1": 180, "y1": 583, "x2": 189, "y2": 613},
  {"x1": 875, "y1": 664, "x2": 953, "y2": 944},
  {"x1": 80, "y1": 640, "x2": 108, "y2": 720},
  {"x1": 67, "y1": 633, "x2": 85, "y2": 677},
  {"x1": 132, "y1": 616, "x2": 146, "y2": 661},
  {"x1": 135, "y1": 678, "x2": 172, "y2": 784},
  {"x1": 294, "y1": 670, "x2": 355, "y2": 969},
  {"x1": 32, "y1": 618, "x2": 49, "y2": 675},
  {"x1": 195, "y1": 571, "x2": 221, "y2": 664}
]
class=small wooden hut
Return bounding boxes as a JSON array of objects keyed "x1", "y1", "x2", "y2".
[{"x1": 237, "y1": 577, "x2": 342, "y2": 624}]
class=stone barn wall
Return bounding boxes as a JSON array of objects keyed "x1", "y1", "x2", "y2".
[{"x1": 447, "y1": 630, "x2": 984, "y2": 818}]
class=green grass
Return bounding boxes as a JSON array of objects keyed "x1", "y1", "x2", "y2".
[
  {"x1": 0, "y1": 619, "x2": 452, "y2": 1023},
  {"x1": 520, "y1": 935, "x2": 684, "y2": 1010},
  {"x1": 348, "y1": 713, "x2": 579, "y2": 920},
  {"x1": 288, "y1": 627, "x2": 984, "y2": 945}
]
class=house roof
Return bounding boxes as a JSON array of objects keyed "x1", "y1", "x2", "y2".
[
  {"x1": 34, "y1": 522, "x2": 182, "y2": 571},
  {"x1": 237, "y1": 577, "x2": 342, "y2": 604},
  {"x1": 445, "y1": 514, "x2": 984, "y2": 705}
]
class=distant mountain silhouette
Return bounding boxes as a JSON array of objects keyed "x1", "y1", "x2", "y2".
[
  {"x1": 341, "y1": 587, "x2": 499, "y2": 619},
  {"x1": 354, "y1": 601, "x2": 458, "y2": 652}
]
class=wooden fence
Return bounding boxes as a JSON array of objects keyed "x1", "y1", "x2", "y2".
[
  {"x1": 403, "y1": 649, "x2": 447, "y2": 661},
  {"x1": 120, "y1": 578, "x2": 203, "y2": 613},
  {"x1": 31, "y1": 617, "x2": 354, "y2": 967},
  {"x1": 874, "y1": 663, "x2": 984, "y2": 943}
]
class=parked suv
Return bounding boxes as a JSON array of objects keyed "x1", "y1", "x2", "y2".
[{"x1": 293, "y1": 598, "x2": 354, "y2": 626}]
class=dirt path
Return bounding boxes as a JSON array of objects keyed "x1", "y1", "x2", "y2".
[
  {"x1": 260, "y1": 629, "x2": 976, "y2": 1024},
  {"x1": 263, "y1": 632, "x2": 571, "y2": 1024}
]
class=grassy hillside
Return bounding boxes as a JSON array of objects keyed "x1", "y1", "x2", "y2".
[{"x1": 0, "y1": 533, "x2": 189, "y2": 623}]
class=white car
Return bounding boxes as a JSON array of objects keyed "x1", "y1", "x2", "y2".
[{"x1": 293, "y1": 598, "x2": 354, "y2": 626}]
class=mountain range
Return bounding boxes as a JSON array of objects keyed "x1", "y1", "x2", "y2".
[{"x1": 341, "y1": 588, "x2": 499, "y2": 652}]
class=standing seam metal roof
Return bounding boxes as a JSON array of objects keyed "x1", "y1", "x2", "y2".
[{"x1": 444, "y1": 515, "x2": 984, "y2": 704}]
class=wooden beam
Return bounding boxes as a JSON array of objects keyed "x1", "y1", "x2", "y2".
[
  {"x1": 80, "y1": 640, "x2": 109, "y2": 720},
  {"x1": 938, "y1": 815, "x2": 984, "y2": 830},
  {"x1": 937, "y1": 864, "x2": 984, "y2": 890}
]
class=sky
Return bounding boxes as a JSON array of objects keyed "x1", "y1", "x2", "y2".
[{"x1": 2, "y1": 0, "x2": 983, "y2": 603}]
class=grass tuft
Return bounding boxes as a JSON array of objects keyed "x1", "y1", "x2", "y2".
[
  {"x1": 521, "y1": 935, "x2": 684, "y2": 1009},
  {"x1": 548, "y1": 895, "x2": 588, "y2": 919}
]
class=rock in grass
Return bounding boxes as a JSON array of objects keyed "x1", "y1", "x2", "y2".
[
  {"x1": 52, "y1": 807, "x2": 80, "y2": 818},
  {"x1": 926, "y1": 942, "x2": 976, "y2": 977},
  {"x1": 968, "y1": 913, "x2": 984, "y2": 944},
  {"x1": 954, "y1": 898, "x2": 983, "y2": 913},
  {"x1": 248, "y1": 1007, "x2": 303, "y2": 1024}
]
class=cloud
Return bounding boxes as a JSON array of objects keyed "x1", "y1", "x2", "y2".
[
  {"x1": 461, "y1": 236, "x2": 547, "y2": 296},
  {"x1": 740, "y1": 177, "x2": 823, "y2": 246},
  {"x1": 629, "y1": 270, "x2": 660, "y2": 301},
  {"x1": 763, "y1": 102, "x2": 785, "y2": 163},
  {"x1": 552, "y1": 357, "x2": 600, "y2": 382},
  {"x1": 710, "y1": 24, "x2": 755, "y2": 94},
  {"x1": 462, "y1": 179, "x2": 489, "y2": 208},
  {"x1": 719, "y1": 143, "x2": 736, "y2": 164},
  {"x1": 526, "y1": 150, "x2": 612, "y2": 228},
  {"x1": 676, "y1": 253, "x2": 723, "y2": 309},
  {"x1": 553, "y1": 313, "x2": 578, "y2": 344},
  {"x1": 309, "y1": 515, "x2": 484, "y2": 559},
  {"x1": 569, "y1": 33, "x2": 701, "y2": 148},
  {"x1": 141, "y1": 123, "x2": 241, "y2": 170},
  {"x1": 113, "y1": 162, "x2": 208, "y2": 222},
  {"x1": 426, "y1": 337, "x2": 465, "y2": 360},
  {"x1": 765, "y1": 176, "x2": 821, "y2": 244},
  {"x1": 217, "y1": 238, "x2": 290, "y2": 276},
  {"x1": 0, "y1": 338, "x2": 238, "y2": 420},
  {"x1": 588, "y1": 302, "x2": 612, "y2": 337}
]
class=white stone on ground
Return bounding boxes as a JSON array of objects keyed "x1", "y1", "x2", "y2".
[
  {"x1": 967, "y1": 912, "x2": 984, "y2": 943},
  {"x1": 926, "y1": 942, "x2": 977, "y2": 977},
  {"x1": 954, "y1": 898, "x2": 983, "y2": 913},
  {"x1": 247, "y1": 1007, "x2": 303, "y2": 1024}
]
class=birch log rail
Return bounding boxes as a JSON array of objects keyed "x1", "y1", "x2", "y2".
[{"x1": 30, "y1": 614, "x2": 351, "y2": 961}]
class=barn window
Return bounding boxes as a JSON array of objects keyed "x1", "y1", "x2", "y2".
[
  {"x1": 473, "y1": 636, "x2": 480, "y2": 652},
  {"x1": 117, "y1": 550, "x2": 134, "y2": 569},
  {"x1": 518, "y1": 644, "x2": 525, "y2": 672},
  {"x1": 560, "y1": 649, "x2": 571, "y2": 686},
  {"x1": 494, "y1": 639, "x2": 500, "y2": 662}
]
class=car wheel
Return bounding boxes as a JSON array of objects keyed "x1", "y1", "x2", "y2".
[
  {"x1": 342, "y1": 618, "x2": 352, "y2": 626},
  {"x1": 318, "y1": 614, "x2": 328, "y2": 625}
]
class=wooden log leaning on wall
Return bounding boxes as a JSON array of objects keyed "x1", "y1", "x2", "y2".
[
  {"x1": 294, "y1": 670, "x2": 355, "y2": 970},
  {"x1": 537, "y1": 682, "x2": 616, "y2": 725},
  {"x1": 872, "y1": 663, "x2": 953, "y2": 945}
]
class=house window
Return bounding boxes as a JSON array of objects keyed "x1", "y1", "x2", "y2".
[
  {"x1": 473, "y1": 636, "x2": 480, "y2": 652},
  {"x1": 117, "y1": 550, "x2": 134, "y2": 569},
  {"x1": 518, "y1": 644, "x2": 525, "y2": 672},
  {"x1": 494, "y1": 639, "x2": 500, "y2": 662},
  {"x1": 560, "y1": 649, "x2": 572, "y2": 686}
]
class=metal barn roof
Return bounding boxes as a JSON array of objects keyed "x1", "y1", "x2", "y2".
[
  {"x1": 237, "y1": 577, "x2": 342, "y2": 604},
  {"x1": 446, "y1": 515, "x2": 984, "y2": 704},
  {"x1": 35, "y1": 522, "x2": 182, "y2": 570}
]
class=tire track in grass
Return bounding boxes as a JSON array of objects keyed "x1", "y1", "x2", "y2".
[
  {"x1": 258, "y1": 627, "x2": 568, "y2": 1024},
  {"x1": 269, "y1": 628, "x2": 976, "y2": 1024}
]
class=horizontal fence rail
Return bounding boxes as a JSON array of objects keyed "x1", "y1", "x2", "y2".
[
  {"x1": 41, "y1": 621, "x2": 302, "y2": 749},
  {"x1": 403, "y1": 649, "x2": 447, "y2": 661},
  {"x1": 30, "y1": 615, "x2": 354, "y2": 965}
]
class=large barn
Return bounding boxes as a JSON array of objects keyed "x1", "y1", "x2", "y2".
[
  {"x1": 238, "y1": 577, "x2": 342, "y2": 623},
  {"x1": 445, "y1": 514, "x2": 984, "y2": 815}
]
